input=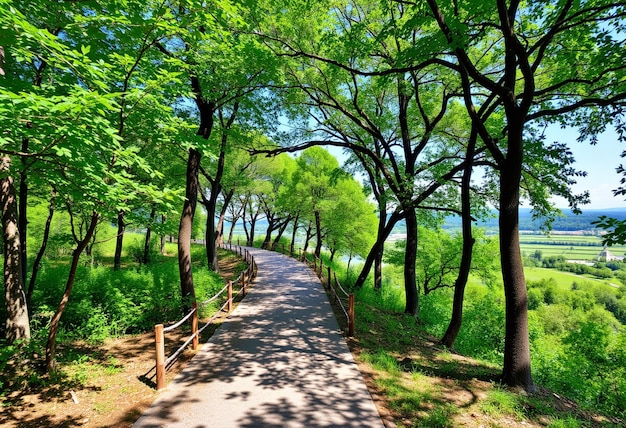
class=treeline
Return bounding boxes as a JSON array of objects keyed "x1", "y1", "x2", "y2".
[{"x1": 444, "y1": 208, "x2": 626, "y2": 232}]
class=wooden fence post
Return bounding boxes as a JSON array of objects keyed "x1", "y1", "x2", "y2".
[
  {"x1": 155, "y1": 324, "x2": 165, "y2": 390},
  {"x1": 348, "y1": 294, "x2": 355, "y2": 337},
  {"x1": 327, "y1": 266, "x2": 331, "y2": 287},
  {"x1": 192, "y1": 302, "x2": 198, "y2": 350},
  {"x1": 242, "y1": 271, "x2": 247, "y2": 296},
  {"x1": 227, "y1": 280, "x2": 233, "y2": 312}
]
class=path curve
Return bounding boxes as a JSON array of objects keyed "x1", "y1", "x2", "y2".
[{"x1": 133, "y1": 247, "x2": 384, "y2": 428}]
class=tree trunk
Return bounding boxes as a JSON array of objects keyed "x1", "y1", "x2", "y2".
[
  {"x1": 499, "y1": 124, "x2": 535, "y2": 392},
  {"x1": 143, "y1": 207, "x2": 155, "y2": 264},
  {"x1": 302, "y1": 222, "x2": 313, "y2": 254},
  {"x1": 290, "y1": 214, "x2": 300, "y2": 255},
  {"x1": 403, "y1": 206, "x2": 419, "y2": 316},
  {"x1": 178, "y1": 148, "x2": 200, "y2": 311},
  {"x1": 216, "y1": 190, "x2": 233, "y2": 248},
  {"x1": 46, "y1": 211, "x2": 98, "y2": 371},
  {"x1": 1, "y1": 161, "x2": 30, "y2": 343},
  {"x1": 314, "y1": 210, "x2": 322, "y2": 258},
  {"x1": 272, "y1": 216, "x2": 291, "y2": 249},
  {"x1": 205, "y1": 104, "x2": 238, "y2": 268},
  {"x1": 27, "y1": 190, "x2": 55, "y2": 307},
  {"x1": 113, "y1": 211, "x2": 125, "y2": 271},
  {"x1": 227, "y1": 204, "x2": 243, "y2": 244},
  {"x1": 441, "y1": 129, "x2": 476, "y2": 348},
  {"x1": 19, "y1": 139, "x2": 28, "y2": 288},
  {"x1": 160, "y1": 215, "x2": 166, "y2": 255},
  {"x1": 246, "y1": 200, "x2": 259, "y2": 247},
  {"x1": 204, "y1": 194, "x2": 219, "y2": 272},
  {"x1": 262, "y1": 213, "x2": 275, "y2": 249},
  {"x1": 354, "y1": 210, "x2": 401, "y2": 289},
  {"x1": 373, "y1": 207, "x2": 387, "y2": 290}
]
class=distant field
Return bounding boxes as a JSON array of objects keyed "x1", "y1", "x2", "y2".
[
  {"x1": 519, "y1": 233, "x2": 626, "y2": 261},
  {"x1": 523, "y1": 266, "x2": 619, "y2": 290}
]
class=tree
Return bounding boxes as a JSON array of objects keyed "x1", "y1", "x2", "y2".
[
  {"x1": 1, "y1": 155, "x2": 29, "y2": 342},
  {"x1": 424, "y1": 0, "x2": 626, "y2": 391},
  {"x1": 1, "y1": 0, "x2": 180, "y2": 369},
  {"x1": 323, "y1": 177, "x2": 377, "y2": 265},
  {"x1": 288, "y1": 147, "x2": 341, "y2": 258},
  {"x1": 252, "y1": 0, "x2": 472, "y2": 315}
]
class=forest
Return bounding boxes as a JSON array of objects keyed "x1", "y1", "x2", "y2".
[{"x1": 1, "y1": 0, "x2": 626, "y2": 426}]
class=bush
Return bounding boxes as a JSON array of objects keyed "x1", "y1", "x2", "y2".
[{"x1": 454, "y1": 289, "x2": 505, "y2": 363}]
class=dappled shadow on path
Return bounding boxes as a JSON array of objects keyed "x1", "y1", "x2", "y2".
[{"x1": 133, "y1": 248, "x2": 383, "y2": 428}]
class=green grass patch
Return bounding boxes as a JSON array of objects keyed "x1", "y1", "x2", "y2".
[
  {"x1": 524, "y1": 267, "x2": 617, "y2": 290},
  {"x1": 480, "y1": 386, "x2": 525, "y2": 420}
]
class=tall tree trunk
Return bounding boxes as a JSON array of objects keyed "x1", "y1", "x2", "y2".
[
  {"x1": 160, "y1": 214, "x2": 166, "y2": 255},
  {"x1": 178, "y1": 148, "x2": 200, "y2": 312},
  {"x1": 354, "y1": 210, "x2": 402, "y2": 289},
  {"x1": 248, "y1": 214, "x2": 257, "y2": 247},
  {"x1": 113, "y1": 211, "x2": 125, "y2": 271},
  {"x1": 1, "y1": 158, "x2": 30, "y2": 343},
  {"x1": 272, "y1": 216, "x2": 291, "y2": 248},
  {"x1": 500, "y1": 125, "x2": 535, "y2": 392},
  {"x1": 302, "y1": 222, "x2": 313, "y2": 254},
  {"x1": 262, "y1": 224, "x2": 273, "y2": 249},
  {"x1": 143, "y1": 207, "x2": 155, "y2": 264},
  {"x1": 403, "y1": 206, "x2": 419, "y2": 316},
  {"x1": 27, "y1": 190, "x2": 55, "y2": 307},
  {"x1": 216, "y1": 190, "x2": 233, "y2": 249},
  {"x1": 441, "y1": 129, "x2": 477, "y2": 348},
  {"x1": 204, "y1": 103, "x2": 238, "y2": 270},
  {"x1": 46, "y1": 211, "x2": 98, "y2": 371},
  {"x1": 373, "y1": 207, "x2": 387, "y2": 290},
  {"x1": 204, "y1": 196, "x2": 219, "y2": 272},
  {"x1": 19, "y1": 139, "x2": 28, "y2": 288},
  {"x1": 314, "y1": 210, "x2": 322, "y2": 258},
  {"x1": 290, "y1": 214, "x2": 300, "y2": 255}
]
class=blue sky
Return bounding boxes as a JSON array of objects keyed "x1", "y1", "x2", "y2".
[{"x1": 548, "y1": 127, "x2": 624, "y2": 210}]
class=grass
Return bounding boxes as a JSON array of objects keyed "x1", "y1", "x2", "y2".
[
  {"x1": 346, "y1": 283, "x2": 622, "y2": 427},
  {"x1": 524, "y1": 266, "x2": 618, "y2": 289}
]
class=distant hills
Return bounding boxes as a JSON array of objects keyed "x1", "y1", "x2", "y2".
[{"x1": 443, "y1": 208, "x2": 626, "y2": 232}]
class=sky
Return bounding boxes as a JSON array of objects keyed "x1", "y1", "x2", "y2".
[{"x1": 547, "y1": 126, "x2": 624, "y2": 210}]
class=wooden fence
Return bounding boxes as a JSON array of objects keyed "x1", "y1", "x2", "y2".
[
  {"x1": 152, "y1": 241, "x2": 355, "y2": 390},
  {"x1": 308, "y1": 254, "x2": 355, "y2": 337},
  {"x1": 153, "y1": 246, "x2": 256, "y2": 390}
]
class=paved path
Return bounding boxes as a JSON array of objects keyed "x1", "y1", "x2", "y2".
[{"x1": 133, "y1": 247, "x2": 384, "y2": 428}]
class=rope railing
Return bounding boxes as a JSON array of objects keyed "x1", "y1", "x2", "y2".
[
  {"x1": 153, "y1": 245, "x2": 256, "y2": 390},
  {"x1": 300, "y1": 251, "x2": 355, "y2": 337}
]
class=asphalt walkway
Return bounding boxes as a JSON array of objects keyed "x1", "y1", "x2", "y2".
[{"x1": 133, "y1": 247, "x2": 384, "y2": 428}]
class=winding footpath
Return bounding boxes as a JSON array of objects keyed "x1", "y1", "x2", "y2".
[{"x1": 133, "y1": 247, "x2": 384, "y2": 428}]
